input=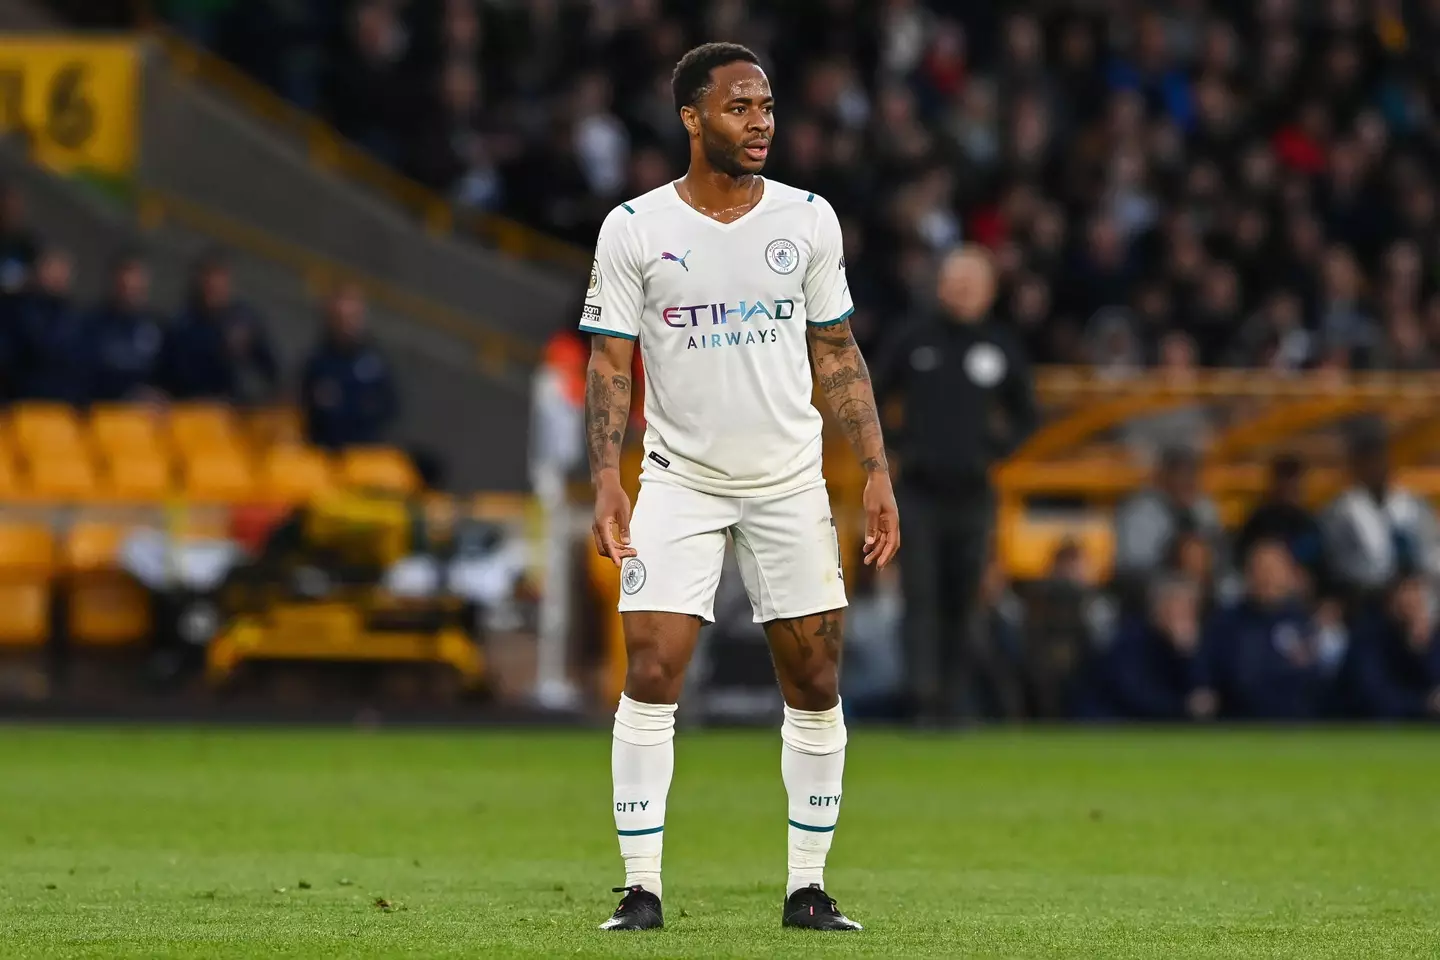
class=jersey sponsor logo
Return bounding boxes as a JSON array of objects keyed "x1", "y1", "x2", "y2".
[
  {"x1": 765, "y1": 238, "x2": 800, "y2": 274},
  {"x1": 587, "y1": 259, "x2": 602, "y2": 298},
  {"x1": 963, "y1": 342, "x2": 1007, "y2": 387},
  {"x1": 582, "y1": 303, "x2": 603, "y2": 322},
  {"x1": 662, "y1": 299, "x2": 794, "y2": 328},
  {"x1": 660, "y1": 249, "x2": 691, "y2": 272},
  {"x1": 687, "y1": 328, "x2": 778, "y2": 350},
  {"x1": 621, "y1": 557, "x2": 647, "y2": 595}
]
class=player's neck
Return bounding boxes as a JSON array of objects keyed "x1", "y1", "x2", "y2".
[{"x1": 675, "y1": 168, "x2": 764, "y2": 223}]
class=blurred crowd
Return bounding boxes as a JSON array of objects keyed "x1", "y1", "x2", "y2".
[
  {"x1": 157, "y1": 0, "x2": 1440, "y2": 369},
  {"x1": 0, "y1": 185, "x2": 400, "y2": 451},
  {"x1": 839, "y1": 426, "x2": 1440, "y2": 724},
  {"x1": 139, "y1": 0, "x2": 1440, "y2": 722}
]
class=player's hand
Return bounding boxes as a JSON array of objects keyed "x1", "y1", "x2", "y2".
[
  {"x1": 862, "y1": 470, "x2": 900, "y2": 569},
  {"x1": 592, "y1": 474, "x2": 637, "y2": 568}
]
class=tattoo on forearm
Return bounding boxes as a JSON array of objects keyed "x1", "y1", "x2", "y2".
[
  {"x1": 584, "y1": 359, "x2": 631, "y2": 478},
  {"x1": 809, "y1": 322, "x2": 887, "y2": 474}
]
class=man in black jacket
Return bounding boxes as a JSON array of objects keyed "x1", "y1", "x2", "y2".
[
  {"x1": 159, "y1": 252, "x2": 278, "y2": 404},
  {"x1": 876, "y1": 246, "x2": 1039, "y2": 724},
  {"x1": 301, "y1": 284, "x2": 398, "y2": 450},
  {"x1": 88, "y1": 253, "x2": 164, "y2": 403}
]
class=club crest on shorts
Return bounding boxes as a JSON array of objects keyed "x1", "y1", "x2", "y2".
[
  {"x1": 765, "y1": 238, "x2": 800, "y2": 275},
  {"x1": 587, "y1": 258, "x2": 602, "y2": 298},
  {"x1": 621, "y1": 557, "x2": 647, "y2": 595}
]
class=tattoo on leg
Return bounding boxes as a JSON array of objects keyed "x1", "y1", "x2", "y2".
[
  {"x1": 815, "y1": 612, "x2": 842, "y2": 661},
  {"x1": 779, "y1": 619, "x2": 813, "y2": 662}
]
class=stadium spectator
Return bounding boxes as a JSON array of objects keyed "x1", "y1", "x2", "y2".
[
  {"x1": 1165, "y1": 522, "x2": 1234, "y2": 618},
  {"x1": 1122, "y1": 330, "x2": 1208, "y2": 462},
  {"x1": 1020, "y1": 539, "x2": 1114, "y2": 719},
  {"x1": 301, "y1": 284, "x2": 398, "y2": 450},
  {"x1": 1205, "y1": 540, "x2": 1331, "y2": 720},
  {"x1": 322, "y1": 0, "x2": 411, "y2": 165},
  {"x1": 1322, "y1": 426, "x2": 1440, "y2": 598},
  {"x1": 1236, "y1": 455, "x2": 1324, "y2": 581},
  {"x1": 1342, "y1": 572, "x2": 1440, "y2": 720},
  {"x1": 159, "y1": 253, "x2": 278, "y2": 404},
  {"x1": 88, "y1": 253, "x2": 164, "y2": 403},
  {"x1": 1077, "y1": 574, "x2": 1215, "y2": 722},
  {"x1": 1113, "y1": 445, "x2": 1222, "y2": 590},
  {"x1": 0, "y1": 182, "x2": 38, "y2": 294},
  {"x1": 8, "y1": 247, "x2": 92, "y2": 406}
]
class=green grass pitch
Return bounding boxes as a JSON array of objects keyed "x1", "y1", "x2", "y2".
[{"x1": 2, "y1": 726, "x2": 1437, "y2": 959}]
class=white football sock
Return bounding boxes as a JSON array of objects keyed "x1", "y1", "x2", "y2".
[
  {"x1": 612, "y1": 694, "x2": 676, "y2": 900},
  {"x1": 781, "y1": 700, "x2": 847, "y2": 897}
]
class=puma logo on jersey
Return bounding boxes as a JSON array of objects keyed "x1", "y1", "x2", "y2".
[{"x1": 660, "y1": 250, "x2": 690, "y2": 272}]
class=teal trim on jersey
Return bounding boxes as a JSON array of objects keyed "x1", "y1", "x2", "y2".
[
  {"x1": 806, "y1": 192, "x2": 815, "y2": 202},
  {"x1": 788, "y1": 819, "x2": 836, "y2": 833},
  {"x1": 580, "y1": 325, "x2": 638, "y2": 341},
  {"x1": 621, "y1": 202, "x2": 636, "y2": 214},
  {"x1": 808, "y1": 306, "x2": 855, "y2": 328},
  {"x1": 617, "y1": 825, "x2": 664, "y2": 836}
]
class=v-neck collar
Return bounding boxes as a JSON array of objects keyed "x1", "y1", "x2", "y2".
[{"x1": 668, "y1": 177, "x2": 770, "y2": 230}]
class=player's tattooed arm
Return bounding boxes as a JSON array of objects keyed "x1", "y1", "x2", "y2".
[
  {"x1": 584, "y1": 334, "x2": 635, "y2": 480},
  {"x1": 807, "y1": 319, "x2": 887, "y2": 474}
]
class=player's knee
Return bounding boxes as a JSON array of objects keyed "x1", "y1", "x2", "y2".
[
  {"x1": 783, "y1": 664, "x2": 839, "y2": 712},
  {"x1": 625, "y1": 653, "x2": 685, "y2": 703}
]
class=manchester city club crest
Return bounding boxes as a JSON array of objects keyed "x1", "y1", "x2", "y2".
[
  {"x1": 587, "y1": 258, "x2": 602, "y2": 298},
  {"x1": 765, "y1": 238, "x2": 800, "y2": 275},
  {"x1": 621, "y1": 557, "x2": 647, "y2": 595}
]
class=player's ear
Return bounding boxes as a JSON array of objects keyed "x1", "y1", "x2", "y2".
[{"x1": 680, "y1": 105, "x2": 700, "y2": 139}]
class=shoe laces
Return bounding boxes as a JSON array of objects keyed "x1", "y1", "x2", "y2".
[{"x1": 806, "y1": 884, "x2": 839, "y2": 912}]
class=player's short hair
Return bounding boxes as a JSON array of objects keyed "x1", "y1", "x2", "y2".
[{"x1": 671, "y1": 42, "x2": 761, "y2": 114}]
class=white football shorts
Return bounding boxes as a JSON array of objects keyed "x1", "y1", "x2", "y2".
[{"x1": 616, "y1": 480, "x2": 848, "y2": 624}]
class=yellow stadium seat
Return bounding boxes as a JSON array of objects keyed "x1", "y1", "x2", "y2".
[
  {"x1": 103, "y1": 455, "x2": 173, "y2": 503},
  {"x1": 0, "y1": 448, "x2": 22, "y2": 501},
  {"x1": 89, "y1": 404, "x2": 165, "y2": 456},
  {"x1": 11, "y1": 403, "x2": 84, "y2": 455},
  {"x1": 260, "y1": 445, "x2": 334, "y2": 504},
  {"x1": 64, "y1": 522, "x2": 150, "y2": 647},
  {"x1": 245, "y1": 407, "x2": 305, "y2": 451},
  {"x1": 1001, "y1": 519, "x2": 1116, "y2": 583},
  {"x1": 24, "y1": 454, "x2": 99, "y2": 503},
  {"x1": 168, "y1": 403, "x2": 239, "y2": 453},
  {"x1": 0, "y1": 524, "x2": 55, "y2": 648},
  {"x1": 340, "y1": 446, "x2": 420, "y2": 495},
  {"x1": 181, "y1": 449, "x2": 257, "y2": 503}
]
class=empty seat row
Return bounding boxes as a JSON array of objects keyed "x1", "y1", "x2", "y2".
[
  {"x1": 0, "y1": 443, "x2": 418, "y2": 504},
  {"x1": 11, "y1": 403, "x2": 302, "y2": 458},
  {"x1": 0, "y1": 522, "x2": 149, "y2": 648}
]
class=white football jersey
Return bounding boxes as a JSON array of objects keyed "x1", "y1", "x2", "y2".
[{"x1": 579, "y1": 179, "x2": 854, "y2": 498}]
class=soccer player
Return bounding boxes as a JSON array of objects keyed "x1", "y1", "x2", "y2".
[{"x1": 580, "y1": 42, "x2": 899, "y2": 932}]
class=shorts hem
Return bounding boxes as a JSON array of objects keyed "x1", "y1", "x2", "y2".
[
  {"x1": 616, "y1": 603, "x2": 715, "y2": 625},
  {"x1": 753, "y1": 596, "x2": 849, "y2": 624}
]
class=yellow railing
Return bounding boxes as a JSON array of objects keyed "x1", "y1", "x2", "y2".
[
  {"x1": 148, "y1": 26, "x2": 589, "y2": 271},
  {"x1": 989, "y1": 369, "x2": 1440, "y2": 580},
  {"x1": 136, "y1": 187, "x2": 540, "y2": 375}
]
